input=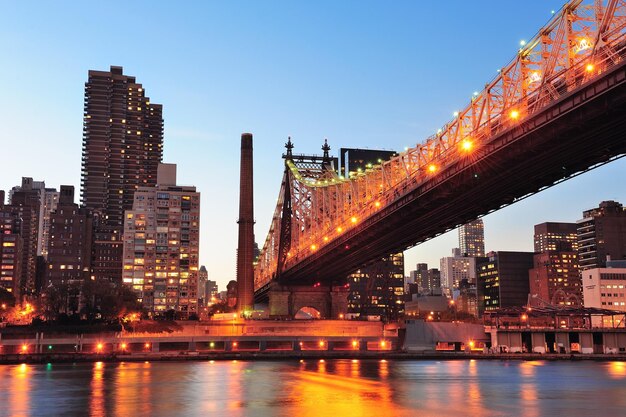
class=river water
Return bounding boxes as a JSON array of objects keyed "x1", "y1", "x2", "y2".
[{"x1": 1, "y1": 359, "x2": 625, "y2": 416}]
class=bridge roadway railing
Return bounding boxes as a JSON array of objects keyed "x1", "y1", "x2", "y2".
[{"x1": 254, "y1": 0, "x2": 626, "y2": 290}]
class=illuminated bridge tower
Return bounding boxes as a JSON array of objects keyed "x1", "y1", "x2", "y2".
[
  {"x1": 237, "y1": 133, "x2": 255, "y2": 312},
  {"x1": 265, "y1": 138, "x2": 350, "y2": 318}
]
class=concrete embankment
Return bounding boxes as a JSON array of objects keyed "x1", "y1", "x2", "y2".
[{"x1": 3, "y1": 351, "x2": 626, "y2": 365}]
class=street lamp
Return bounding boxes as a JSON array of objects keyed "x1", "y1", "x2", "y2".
[{"x1": 449, "y1": 300, "x2": 457, "y2": 322}]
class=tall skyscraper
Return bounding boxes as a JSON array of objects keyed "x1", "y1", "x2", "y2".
[
  {"x1": 577, "y1": 201, "x2": 626, "y2": 271},
  {"x1": 534, "y1": 222, "x2": 578, "y2": 252},
  {"x1": 81, "y1": 66, "x2": 163, "y2": 282},
  {"x1": 459, "y1": 219, "x2": 485, "y2": 257},
  {"x1": 38, "y1": 187, "x2": 60, "y2": 259},
  {"x1": 122, "y1": 164, "x2": 200, "y2": 317}
]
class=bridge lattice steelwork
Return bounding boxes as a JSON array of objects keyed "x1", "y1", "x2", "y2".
[{"x1": 255, "y1": 0, "x2": 626, "y2": 296}]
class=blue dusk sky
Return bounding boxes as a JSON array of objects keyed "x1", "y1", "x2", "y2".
[{"x1": 1, "y1": 1, "x2": 624, "y2": 289}]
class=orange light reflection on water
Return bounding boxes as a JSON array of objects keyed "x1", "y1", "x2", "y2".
[{"x1": 607, "y1": 361, "x2": 626, "y2": 378}]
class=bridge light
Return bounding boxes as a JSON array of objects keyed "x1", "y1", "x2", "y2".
[
  {"x1": 520, "y1": 40, "x2": 526, "y2": 46},
  {"x1": 510, "y1": 109, "x2": 520, "y2": 120},
  {"x1": 461, "y1": 140, "x2": 473, "y2": 151},
  {"x1": 319, "y1": 341, "x2": 325, "y2": 347},
  {"x1": 352, "y1": 340, "x2": 358, "y2": 349},
  {"x1": 120, "y1": 343, "x2": 127, "y2": 350},
  {"x1": 428, "y1": 164, "x2": 437, "y2": 173},
  {"x1": 310, "y1": 244, "x2": 317, "y2": 251},
  {"x1": 21, "y1": 344, "x2": 28, "y2": 353},
  {"x1": 323, "y1": 236, "x2": 329, "y2": 242},
  {"x1": 144, "y1": 343, "x2": 151, "y2": 349},
  {"x1": 351, "y1": 217, "x2": 357, "y2": 224},
  {"x1": 586, "y1": 63, "x2": 594, "y2": 72},
  {"x1": 336, "y1": 226, "x2": 343, "y2": 233},
  {"x1": 529, "y1": 71, "x2": 541, "y2": 83},
  {"x1": 374, "y1": 201, "x2": 381, "y2": 208},
  {"x1": 233, "y1": 342, "x2": 238, "y2": 348},
  {"x1": 96, "y1": 343, "x2": 104, "y2": 352}
]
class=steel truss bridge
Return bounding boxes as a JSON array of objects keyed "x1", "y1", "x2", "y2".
[{"x1": 254, "y1": 0, "x2": 626, "y2": 300}]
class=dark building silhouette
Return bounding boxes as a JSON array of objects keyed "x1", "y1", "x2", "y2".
[
  {"x1": 338, "y1": 147, "x2": 397, "y2": 178},
  {"x1": 477, "y1": 251, "x2": 534, "y2": 316},
  {"x1": 45, "y1": 186, "x2": 93, "y2": 286},
  {"x1": 577, "y1": 201, "x2": 626, "y2": 270},
  {"x1": 347, "y1": 253, "x2": 405, "y2": 321},
  {"x1": 81, "y1": 66, "x2": 163, "y2": 283},
  {"x1": 236, "y1": 133, "x2": 255, "y2": 312},
  {"x1": 7, "y1": 178, "x2": 41, "y2": 296},
  {"x1": 0, "y1": 207, "x2": 23, "y2": 297}
]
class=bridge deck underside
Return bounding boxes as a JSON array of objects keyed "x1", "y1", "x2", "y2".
[{"x1": 256, "y1": 59, "x2": 626, "y2": 301}]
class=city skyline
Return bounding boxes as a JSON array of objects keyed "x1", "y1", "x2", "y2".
[{"x1": 2, "y1": 1, "x2": 626, "y2": 289}]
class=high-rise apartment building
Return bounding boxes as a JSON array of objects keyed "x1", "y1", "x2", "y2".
[
  {"x1": 347, "y1": 253, "x2": 405, "y2": 320},
  {"x1": 534, "y1": 222, "x2": 578, "y2": 252},
  {"x1": 477, "y1": 251, "x2": 534, "y2": 316},
  {"x1": 530, "y1": 222, "x2": 582, "y2": 306},
  {"x1": 8, "y1": 178, "x2": 41, "y2": 296},
  {"x1": 0, "y1": 209, "x2": 23, "y2": 297},
  {"x1": 459, "y1": 219, "x2": 485, "y2": 257},
  {"x1": 81, "y1": 66, "x2": 163, "y2": 283},
  {"x1": 122, "y1": 164, "x2": 200, "y2": 317},
  {"x1": 529, "y1": 252, "x2": 581, "y2": 306},
  {"x1": 38, "y1": 187, "x2": 60, "y2": 259},
  {"x1": 440, "y1": 248, "x2": 477, "y2": 290},
  {"x1": 577, "y1": 201, "x2": 626, "y2": 271},
  {"x1": 420, "y1": 268, "x2": 442, "y2": 294},
  {"x1": 45, "y1": 186, "x2": 93, "y2": 286}
]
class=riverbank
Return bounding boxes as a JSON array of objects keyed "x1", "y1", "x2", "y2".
[{"x1": 2, "y1": 350, "x2": 626, "y2": 364}]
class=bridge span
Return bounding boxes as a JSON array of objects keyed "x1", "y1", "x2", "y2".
[{"x1": 253, "y1": 0, "x2": 626, "y2": 311}]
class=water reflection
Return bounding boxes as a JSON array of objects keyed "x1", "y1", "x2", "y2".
[{"x1": 1, "y1": 359, "x2": 626, "y2": 416}]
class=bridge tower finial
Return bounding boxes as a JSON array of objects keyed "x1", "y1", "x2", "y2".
[
  {"x1": 322, "y1": 138, "x2": 331, "y2": 164},
  {"x1": 285, "y1": 136, "x2": 294, "y2": 159}
]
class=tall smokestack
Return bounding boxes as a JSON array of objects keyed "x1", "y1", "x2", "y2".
[{"x1": 237, "y1": 133, "x2": 255, "y2": 312}]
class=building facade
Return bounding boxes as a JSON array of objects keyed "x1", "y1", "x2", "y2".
[
  {"x1": 45, "y1": 186, "x2": 93, "y2": 286},
  {"x1": 347, "y1": 252, "x2": 405, "y2": 320},
  {"x1": 122, "y1": 164, "x2": 200, "y2": 317},
  {"x1": 459, "y1": 219, "x2": 485, "y2": 257},
  {"x1": 440, "y1": 248, "x2": 477, "y2": 291},
  {"x1": 477, "y1": 251, "x2": 534, "y2": 316},
  {"x1": 529, "y1": 252, "x2": 581, "y2": 306},
  {"x1": 534, "y1": 222, "x2": 578, "y2": 252},
  {"x1": 7, "y1": 179, "x2": 41, "y2": 297},
  {"x1": 81, "y1": 66, "x2": 164, "y2": 283},
  {"x1": 582, "y1": 266, "x2": 626, "y2": 327},
  {"x1": 577, "y1": 201, "x2": 626, "y2": 271},
  {"x1": 0, "y1": 209, "x2": 23, "y2": 297}
]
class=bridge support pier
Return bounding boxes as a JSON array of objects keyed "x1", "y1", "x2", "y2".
[{"x1": 268, "y1": 282, "x2": 349, "y2": 319}]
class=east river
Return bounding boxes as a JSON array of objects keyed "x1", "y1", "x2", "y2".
[{"x1": 1, "y1": 359, "x2": 625, "y2": 416}]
